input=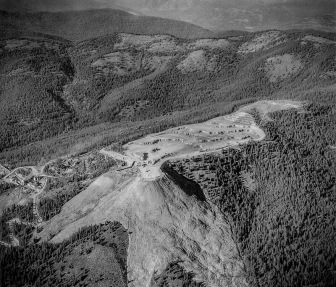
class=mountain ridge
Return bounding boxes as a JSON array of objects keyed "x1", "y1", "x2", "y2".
[
  {"x1": 1, "y1": 0, "x2": 335, "y2": 32},
  {"x1": 0, "y1": 28, "x2": 335, "y2": 167},
  {"x1": 0, "y1": 8, "x2": 214, "y2": 41}
]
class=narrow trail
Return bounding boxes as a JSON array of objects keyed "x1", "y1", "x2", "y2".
[
  {"x1": 0, "y1": 220, "x2": 20, "y2": 247},
  {"x1": 7, "y1": 220, "x2": 20, "y2": 247},
  {"x1": 32, "y1": 195, "x2": 43, "y2": 228}
]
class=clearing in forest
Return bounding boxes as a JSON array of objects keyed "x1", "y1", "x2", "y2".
[
  {"x1": 114, "y1": 33, "x2": 180, "y2": 52},
  {"x1": 263, "y1": 54, "x2": 303, "y2": 82},
  {"x1": 105, "y1": 100, "x2": 302, "y2": 180},
  {"x1": 91, "y1": 51, "x2": 141, "y2": 76},
  {"x1": 238, "y1": 31, "x2": 286, "y2": 54},
  {"x1": 187, "y1": 38, "x2": 230, "y2": 50},
  {"x1": 32, "y1": 100, "x2": 303, "y2": 287},
  {"x1": 177, "y1": 50, "x2": 216, "y2": 73},
  {"x1": 302, "y1": 35, "x2": 336, "y2": 45}
]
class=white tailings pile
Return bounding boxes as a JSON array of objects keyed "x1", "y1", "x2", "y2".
[{"x1": 40, "y1": 171, "x2": 248, "y2": 287}]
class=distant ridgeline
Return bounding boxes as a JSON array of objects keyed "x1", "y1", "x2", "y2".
[
  {"x1": 167, "y1": 102, "x2": 336, "y2": 287},
  {"x1": 0, "y1": 26, "x2": 335, "y2": 167},
  {"x1": 0, "y1": 8, "x2": 335, "y2": 287}
]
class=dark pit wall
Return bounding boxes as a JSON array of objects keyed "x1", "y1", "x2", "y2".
[{"x1": 161, "y1": 162, "x2": 206, "y2": 202}]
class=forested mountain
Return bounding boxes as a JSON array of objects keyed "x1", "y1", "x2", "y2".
[
  {"x1": 107, "y1": 0, "x2": 336, "y2": 32},
  {"x1": 0, "y1": 28, "x2": 335, "y2": 167},
  {"x1": 0, "y1": 10, "x2": 335, "y2": 286},
  {"x1": 1, "y1": 0, "x2": 335, "y2": 32},
  {"x1": 167, "y1": 102, "x2": 336, "y2": 286},
  {"x1": 0, "y1": 221, "x2": 129, "y2": 286},
  {"x1": 0, "y1": 9, "x2": 214, "y2": 41}
]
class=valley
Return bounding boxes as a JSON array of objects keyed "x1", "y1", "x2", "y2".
[
  {"x1": 1, "y1": 100, "x2": 304, "y2": 287},
  {"x1": 0, "y1": 6, "x2": 335, "y2": 287},
  {"x1": 1, "y1": 27, "x2": 335, "y2": 169}
]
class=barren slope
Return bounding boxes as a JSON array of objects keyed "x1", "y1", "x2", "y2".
[{"x1": 38, "y1": 169, "x2": 247, "y2": 287}]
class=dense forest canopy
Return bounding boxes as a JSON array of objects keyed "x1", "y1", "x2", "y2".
[
  {"x1": 167, "y1": 102, "x2": 336, "y2": 287},
  {"x1": 0, "y1": 28, "x2": 335, "y2": 167}
]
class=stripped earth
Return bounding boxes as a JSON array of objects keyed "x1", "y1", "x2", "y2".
[{"x1": 33, "y1": 100, "x2": 302, "y2": 287}]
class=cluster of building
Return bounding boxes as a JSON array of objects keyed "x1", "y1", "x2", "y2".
[
  {"x1": 8, "y1": 173, "x2": 44, "y2": 190},
  {"x1": 45, "y1": 157, "x2": 82, "y2": 176},
  {"x1": 25, "y1": 176, "x2": 44, "y2": 190}
]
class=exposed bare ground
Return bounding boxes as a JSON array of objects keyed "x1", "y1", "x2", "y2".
[
  {"x1": 40, "y1": 172, "x2": 248, "y2": 287},
  {"x1": 142, "y1": 55, "x2": 174, "y2": 71},
  {"x1": 0, "y1": 101, "x2": 303, "y2": 285},
  {"x1": 187, "y1": 39, "x2": 230, "y2": 50},
  {"x1": 303, "y1": 35, "x2": 336, "y2": 45},
  {"x1": 114, "y1": 34, "x2": 176, "y2": 50},
  {"x1": 238, "y1": 31, "x2": 286, "y2": 54},
  {"x1": 177, "y1": 50, "x2": 217, "y2": 73},
  {"x1": 89, "y1": 33, "x2": 233, "y2": 78},
  {"x1": 105, "y1": 100, "x2": 301, "y2": 181},
  {"x1": 177, "y1": 50, "x2": 207, "y2": 73},
  {"x1": 264, "y1": 54, "x2": 303, "y2": 82},
  {"x1": 33, "y1": 100, "x2": 303, "y2": 287}
]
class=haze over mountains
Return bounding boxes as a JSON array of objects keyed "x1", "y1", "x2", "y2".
[
  {"x1": 0, "y1": 9, "x2": 213, "y2": 41},
  {"x1": 1, "y1": 0, "x2": 335, "y2": 31}
]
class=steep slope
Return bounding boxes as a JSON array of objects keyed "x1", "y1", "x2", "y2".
[
  {"x1": 38, "y1": 170, "x2": 248, "y2": 287},
  {"x1": 1, "y1": 100, "x2": 335, "y2": 286},
  {"x1": 0, "y1": 35, "x2": 76, "y2": 154},
  {"x1": 167, "y1": 102, "x2": 336, "y2": 287},
  {"x1": 1, "y1": 29, "x2": 335, "y2": 168},
  {"x1": 0, "y1": 9, "x2": 214, "y2": 41}
]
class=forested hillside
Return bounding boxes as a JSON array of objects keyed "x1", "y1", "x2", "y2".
[
  {"x1": 0, "y1": 36, "x2": 75, "y2": 155},
  {"x1": 0, "y1": 7, "x2": 335, "y2": 287},
  {"x1": 0, "y1": 221, "x2": 129, "y2": 287},
  {"x1": 168, "y1": 102, "x2": 336, "y2": 286},
  {"x1": 0, "y1": 28, "x2": 335, "y2": 168}
]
